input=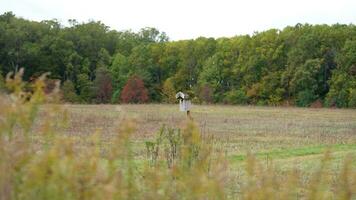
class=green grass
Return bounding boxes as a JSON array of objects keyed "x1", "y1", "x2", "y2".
[{"x1": 230, "y1": 143, "x2": 356, "y2": 162}]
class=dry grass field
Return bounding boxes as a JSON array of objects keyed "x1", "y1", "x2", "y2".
[
  {"x1": 48, "y1": 104, "x2": 356, "y2": 169},
  {"x1": 47, "y1": 104, "x2": 355, "y2": 198}
]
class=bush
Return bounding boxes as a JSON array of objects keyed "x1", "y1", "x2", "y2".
[
  {"x1": 0, "y1": 71, "x2": 5, "y2": 92},
  {"x1": 93, "y1": 67, "x2": 113, "y2": 103},
  {"x1": 224, "y1": 89, "x2": 248, "y2": 105},
  {"x1": 61, "y1": 80, "x2": 79, "y2": 103},
  {"x1": 198, "y1": 84, "x2": 214, "y2": 104},
  {"x1": 121, "y1": 75, "x2": 149, "y2": 103},
  {"x1": 111, "y1": 89, "x2": 121, "y2": 104},
  {"x1": 267, "y1": 88, "x2": 285, "y2": 106},
  {"x1": 256, "y1": 99, "x2": 268, "y2": 106},
  {"x1": 296, "y1": 90, "x2": 318, "y2": 107},
  {"x1": 348, "y1": 89, "x2": 356, "y2": 108},
  {"x1": 325, "y1": 72, "x2": 351, "y2": 108},
  {"x1": 77, "y1": 73, "x2": 94, "y2": 103}
]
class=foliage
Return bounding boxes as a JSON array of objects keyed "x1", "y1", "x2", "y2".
[
  {"x1": 61, "y1": 80, "x2": 79, "y2": 103},
  {"x1": 290, "y1": 59, "x2": 321, "y2": 106},
  {"x1": 111, "y1": 89, "x2": 121, "y2": 104},
  {"x1": 223, "y1": 89, "x2": 248, "y2": 105},
  {"x1": 326, "y1": 40, "x2": 356, "y2": 107},
  {"x1": 198, "y1": 84, "x2": 214, "y2": 104},
  {"x1": 1, "y1": 13, "x2": 356, "y2": 107},
  {"x1": 93, "y1": 67, "x2": 113, "y2": 103},
  {"x1": 120, "y1": 75, "x2": 149, "y2": 103},
  {"x1": 296, "y1": 89, "x2": 318, "y2": 107},
  {"x1": 0, "y1": 71, "x2": 5, "y2": 91},
  {"x1": 76, "y1": 73, "x2": 93, "y2": 103},
  {"x1": 110, "y1": 52, "x2": 129, "y2": 93},
  {"x1": 349, "y1": 88, "x2": 356, "y2": 108},
  {"x1": 161, "y1": 78, "x2": 176, "y2": 103}
]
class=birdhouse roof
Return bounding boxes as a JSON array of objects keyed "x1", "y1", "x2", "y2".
[{"x1": 175, "y1": 91, "x2": 189, "y2": 99}]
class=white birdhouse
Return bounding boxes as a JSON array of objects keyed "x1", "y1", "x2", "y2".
[{"x1": 175, "y1": 92, "x2": 191, "y2": 112}]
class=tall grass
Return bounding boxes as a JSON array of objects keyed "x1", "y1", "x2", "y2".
[{"x1": 0, "y1": 71, "x2": 355, "y2": 199}]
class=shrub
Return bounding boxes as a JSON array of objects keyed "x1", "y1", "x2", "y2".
[
  {"x1": 224, "y1": 89, "x2": 248, "y2": 105},
  {"x1": 325, "y1": 72, "x2": 351, "y2": 108},
  {"x1": 310, "y1": 99, "x2": 323, "y2": 108},
  {"x1": 327, "y1": 90, "x2": 349, "y2": 108},
  {"x1": 0, "y1": 71, "x2": 5, "y2": 92},
  {"x1": 93, "y1": 67, "x2": 113, "y2": 103},
  {"x1": 198, "y1": 84, "x2": 214, "y2": 104},
  {"x1": 77, "y1": 73, "x2": 94, "y2": 103},
  {"x1": 121, "y1": 75, "x2": 149, "y2": 103},
  {"x1": 296, "y1": 90, "x2": 318, "y2": 107},
  {"x1": 267, "y1": 88, "x2": 285, "y2": 106},
  {"x1": 348, "y1": 88, "x2": 356, "y2": 108},
  {"x1": 256, "y1": 99, "x2": 268, "y2": 106},
  {"x1": 61, "y1": 80, "x2": 79, "y2": 103},
  {"x1": 111, "y1": 89, "x2": 121, "y2": 104}
]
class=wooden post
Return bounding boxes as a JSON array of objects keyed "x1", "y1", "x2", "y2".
[{"x1": 187, "y1": 110, "x2": 192, "y2": 120}]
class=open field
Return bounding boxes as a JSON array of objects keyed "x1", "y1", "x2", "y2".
[
  {"x1": 58, "y1": 104, "x2": 356, "y2": 143},
  {"x1": 45, "y1": 104, "x2": 356, "y2": 169},
  {"x1": 2, "y1": 97, "x2": 356, "y2": 199},
  {"x1": 47, "y1": 104, "x2": 355, "y2": 198}
]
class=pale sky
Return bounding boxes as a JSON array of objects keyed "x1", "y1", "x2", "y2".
[{"x1": 1, "y1": 0, "x2": 356, "y2": 40}]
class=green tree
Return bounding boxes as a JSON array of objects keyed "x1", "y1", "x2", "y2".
[
  {"x1": 198, "y1": 53, "x2": 233, "y2": 102},
  {"x1": 110, "y1": 53, "x2": 130, "y2": 93},
  {"x1": 65, "y1": 52, "x2": 83, "y2": 82},
  {"x1": 290, "y1": 59, "x2": 322, "y2": 106},
  {"x1": 96, "y1": 48, "x2": 111, "y2": 69},
  {"x1": 77, "y1": 73, "x2": 93, "y2": 103},
  {"x1": 138, "y1": 27, "x2": 169, "y2": 43},
  {"x1": 61, "y1": 80, "x2": 79, "y2": 103},
  {"x1": 326, "y1": 72, "x2": 349, "y2": 107},
  {"x1": 326, "y1": 40, "x2": 356, "y2": 107},
  {"x1": 348, "y1": 88, "x2": 356, "y2": 108},
  {"x1": 162, "y1": 78, "x2": 176, "y2": 103}
]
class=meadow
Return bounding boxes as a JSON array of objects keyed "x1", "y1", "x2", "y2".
[
  {"x1": 45, "y1": 104, "x2": 356, "y2": 198},
  {"x1": 59, "y1": 104, "x2": 356, "y2": 160}
]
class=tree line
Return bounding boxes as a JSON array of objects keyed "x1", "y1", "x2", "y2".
[{"x1": 0, "y1": 12, "x2": 355, "y2": 107}]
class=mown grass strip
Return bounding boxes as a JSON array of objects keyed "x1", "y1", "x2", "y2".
[{"x1": 230, "y1": 143, "x2": 356, "y2": 162}]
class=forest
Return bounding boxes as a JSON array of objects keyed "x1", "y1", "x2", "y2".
[{"x1": 0, "y1": 11, "x2": 355, "y2": 107}]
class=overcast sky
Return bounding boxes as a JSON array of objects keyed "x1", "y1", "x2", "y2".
[{"x1": 1, "y1": 0, "x2": 356, "y2": 40}]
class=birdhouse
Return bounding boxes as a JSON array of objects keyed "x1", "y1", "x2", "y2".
[{"x1": 175, "y1": 92, "x2": 191, "y2": 112}]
